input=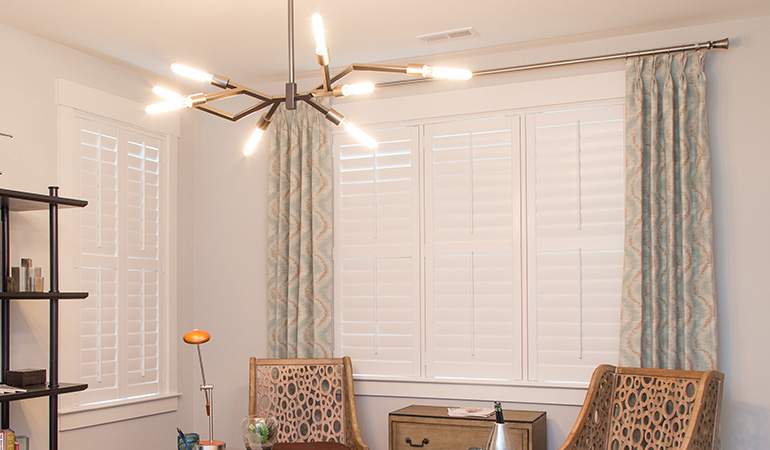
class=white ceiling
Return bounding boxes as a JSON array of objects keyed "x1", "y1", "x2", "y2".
[{"x1": 2, "y1": 0, "x2": 769, "y2": 87}]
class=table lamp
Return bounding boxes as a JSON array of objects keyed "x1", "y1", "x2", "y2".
[{"x1": 184, "y1": 329, "x2": 226, "y2": 450}]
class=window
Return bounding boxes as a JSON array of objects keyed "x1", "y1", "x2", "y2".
[
  {"x1": 57, "y1": 80, "x2": 179, "y2": 428},
  {"x1": 74, "y1": 114, "x2": 166, "y2": 405},
  {"x1": 333, "y1": 89, "x2": 624, "y2": 397}
]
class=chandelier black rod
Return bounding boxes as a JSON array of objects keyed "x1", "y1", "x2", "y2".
[
  {"x1": 374, "y1": 38, "x2": 729, "y2": 89},
  {"x1": 287, "y1": 0, "x2": 295, "y2": 85},
  {"x1": 285, "y1": 0, "x2": 299, "y2": 110}
]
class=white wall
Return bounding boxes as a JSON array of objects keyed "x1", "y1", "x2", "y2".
[
  {"x1": 189, "y1": 13, "x2": 770, "y2": 450},
  {"x1": 188, "y1": 111, "x2": 271, "y2": 446},
  {"x1": 0, "y1": 23, "x2": 197, "y2": 450}
]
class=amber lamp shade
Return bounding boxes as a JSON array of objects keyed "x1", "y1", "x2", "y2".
[{"x1": 184, "y1": 329, "x2": 211, "y2": 345}]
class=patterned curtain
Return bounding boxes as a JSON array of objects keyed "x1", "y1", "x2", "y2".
[
  {"x1": 267, "y1": 101, "x2": 334, "y2": 358},
  {"x1": 620, "y1": 53, "x2": 717, "y2": 371}
]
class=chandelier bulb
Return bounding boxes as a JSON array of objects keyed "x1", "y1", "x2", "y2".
[
  {"x1": 423, "y1": 65, "x2": 473, "y2": 80},
  {"x1": 339, "y1": 82, "x2": 375, "y2": 97},
  {"x1": 341, "y1": 120, "x2": 377, "y2": 149},
  {"x1": 312, "y1": 14, "x2": 328, "y2": 57},
  {"x1": 145, "y1": 97, "x2": 192, "y2": 114},
  {"x1": 152, "y1": 86, "x2": 183, "y2": 101},
  {"x1": 171, "y1": 63, "x2": 214, "y2": 83},
  {"x1": 244, "y1": 127, "x2": 265, "y2": 156}
]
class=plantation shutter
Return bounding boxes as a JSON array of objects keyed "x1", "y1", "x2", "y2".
[
  {"x1": 424, "y1": 117, "x2": 522, "y2": 380},
  {"x1": 78, "y1": 117, "x2": 120, "y2": 404},
  {"x1": 333, "y1": 126, "x2": 421, "y2": 377},
  {"x1": 75, "y1": 114, "x2": 165, "y2": 405},
  {"x1": 526, "y1": 105, "x2": 624, "y2": 383},
  {"x1": 124, "y1": 132, "x2": 163, "y2": 398}
]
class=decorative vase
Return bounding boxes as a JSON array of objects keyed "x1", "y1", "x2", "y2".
[{"x1": 241, "y1": 414, "x2": 279, "y2": 450}]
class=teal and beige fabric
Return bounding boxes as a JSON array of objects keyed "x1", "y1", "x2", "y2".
[
  {"x1": 620, "y1": 53, "x2": 717, "y2": 371},
  {"x1": 267, "y1": 101, "x2": 334, "y2": 358}
]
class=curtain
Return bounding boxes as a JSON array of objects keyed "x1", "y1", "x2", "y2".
[
  {"x1": 619, "y1": 52, "x2": 717, "y2": 371},
  {"x1": 267, "y1": 101, "x2": 334, "y2": 358}
]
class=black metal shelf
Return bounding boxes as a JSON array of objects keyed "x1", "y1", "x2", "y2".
[
  {"x1": 0, "y1": 383, "x2": 88, "y2": 402},
  {"x1": 0, "y1": 292, "x2": 89, "y2": 300},
  {"x1": 0, "y1": 188, "x2": 87, "y2": 211},
  {"x1": 1, "y1": 186, "x2": 88, "y2": 450}
]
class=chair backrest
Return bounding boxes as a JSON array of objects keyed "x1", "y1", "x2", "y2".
[
  {"x1": 561, "y1": 365, "x2": 724, "y2": 450},
  {"x1": 249, "y1": 357, "x2": 362, "y2": 447}
]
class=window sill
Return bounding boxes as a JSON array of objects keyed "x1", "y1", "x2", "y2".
[
  {"x1": 351, "y1": 376, "x2": 588, "y2": 406},
  {"x1": 60, "y1": 392, "x2": 181, "y2": 430}
]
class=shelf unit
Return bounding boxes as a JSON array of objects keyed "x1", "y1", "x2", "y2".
[{"x1": 0, "y1": 186, "x2": 89, "y2": 450}]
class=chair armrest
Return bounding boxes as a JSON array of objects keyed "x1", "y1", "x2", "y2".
[
  {"x1": 558, "y1": 365, "x2": 616, "y2": 450},
  {"x1": 683, "y1": 370, "x2": 724, "y2": 450},
  {"x1": 343, "y1": 356, "x2": 369, "y2": 450}
]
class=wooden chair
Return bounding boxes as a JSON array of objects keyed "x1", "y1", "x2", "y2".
[
  {"x1": 560, "y1": 365, "x2": 724, "y2": 450},
  {"x1": 249, "y1": 357, "x2": 368, "y2": 450}
]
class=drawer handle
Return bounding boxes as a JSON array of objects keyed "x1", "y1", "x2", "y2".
[{"x1": 405, "y1": 437, "x2": 429, "y2": 448}]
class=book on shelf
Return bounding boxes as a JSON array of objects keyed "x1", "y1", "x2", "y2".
[{"x1": 0, "y1": 429, "x2": 15, "y2": 450}]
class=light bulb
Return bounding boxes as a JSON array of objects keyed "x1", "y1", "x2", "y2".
[
  {"x1": 340, "y1": 82, "x2": 375, "y2": 97},
  {"x1": 423, "y1": 66, "x2": 473, "y2": 80},
  {"x1": 244, "y1": 127, "x2": 265, "y2": 156},
  {"x1": 171, "y1": 63, "x2": 214, "y2": 83},
  {"x1": 312, "y1": 14, "x2": 328, "y2": 57},
  {"x1": 145, "y1": 97, "x2": 192, "y2": 114},
  {"x1": 152, "y1": 86, "x2": 183, "y2": 101},
  {"x1": 341, "y1": 120, "x2": 377, "y2": 149}
]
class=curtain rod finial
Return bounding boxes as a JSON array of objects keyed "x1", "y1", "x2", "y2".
[{"x1": 711, "y1": 38, "x2": 729, "y2": 50}]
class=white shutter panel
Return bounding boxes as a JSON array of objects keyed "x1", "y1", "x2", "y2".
[
  {"x1": 125, "y1": 133, "x2": 162, "y2": 397},
  {"x1": 74, "y1": 115, "x2": 165, "y2": 405},
  {"x1": 526, "y1": 105, "x2": 624, "y2": 383},
  {"x1": 334, "y1": 126, "x2": 421, "y2": 377},
  {"x1": 77, "y1": 117, "x2": 121, "y2": 404},
  {"x1": 424, "y1": 117, "x2": 522, "y2": 380}
]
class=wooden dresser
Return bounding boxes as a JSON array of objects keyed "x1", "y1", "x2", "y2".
[{"x1": 388, "y1": 405, "x2": 546, "y2": 450}]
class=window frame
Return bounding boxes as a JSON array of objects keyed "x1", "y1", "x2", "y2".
[
  {"x1": 56, "y1": 79, "x2": 181, "y2": 429},
  {"x1": 331, "y1": 71, "x2": 625, "y2": 405}
]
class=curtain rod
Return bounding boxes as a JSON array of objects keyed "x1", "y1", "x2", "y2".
[{"x1": 377, "y1": 38, "x2": 729, "y2": 88}]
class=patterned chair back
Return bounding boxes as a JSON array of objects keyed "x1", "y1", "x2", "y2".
[
  {"x1": 561, "y1": 365, "x2": 723, "y2": 450},
  {"x1": 249, "y1": 357, "x2": 367, "y2": 450}
]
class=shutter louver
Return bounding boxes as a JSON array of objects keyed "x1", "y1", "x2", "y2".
[
  {"x1": 527, "y1": 106, "x2": 624, "y2": 383},
  {"x1": 334, "y1": 127, "x2": 421, "y2": 377}
]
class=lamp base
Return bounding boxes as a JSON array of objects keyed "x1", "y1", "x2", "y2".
[{"x1": 200, "y1": 440, "x2": 226, "y2": 450}]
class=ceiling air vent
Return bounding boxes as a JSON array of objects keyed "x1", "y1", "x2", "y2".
[{"x1": 417, "y1": 27, "x2": 479, "y2": 45}]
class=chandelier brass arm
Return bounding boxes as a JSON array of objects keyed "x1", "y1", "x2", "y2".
[
  {"x1": 146, "y1": 0, "x2": 473, "y2": 154},
  {"x1": 195, "y1": 98, "x2": 280, "y2": 122}
]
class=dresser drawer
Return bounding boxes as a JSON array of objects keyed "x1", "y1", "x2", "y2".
[
  {"x1": 392, "y1": 421, "x2": 527, "y2": 450},
  {"x1": 388, "y1": 405, "x2": 545, "y2": 450}
]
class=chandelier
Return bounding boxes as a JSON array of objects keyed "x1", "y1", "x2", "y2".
[{"x1": 146, "y1": 0, "x2": 472, "y2": 154}]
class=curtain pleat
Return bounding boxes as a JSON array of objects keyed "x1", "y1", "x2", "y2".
[
  {"x1": 267, "y1": 101, "x2": 334, "y2": 358},
  {"x1": 620, "y1": 53, "x2": 717, "y2": 371}
]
